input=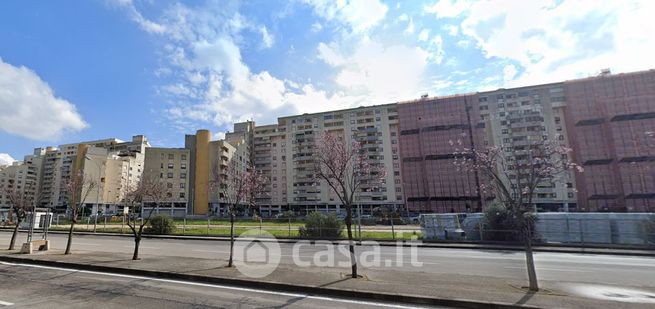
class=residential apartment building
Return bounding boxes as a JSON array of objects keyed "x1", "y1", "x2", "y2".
[
  {"x1": 182, "y1": 123, "x2": 253, "y2": 216},
  {"x1": 142, "y1": 147, "x2": 191, "y2": 217},
  {"x1": 34, "y1": 135, "x2": 150, "y2": 213},
  {"x1": 0, "y1": 148, "x2": 47, "y2": 210},
  {"x1": 564, "y1": 70, "x2": 655, "y2": 212},
  {"x1": 6, "y1": 69, "x2": 653, "y2": 215},
  {"x1": 268, "y1": 104, "x2": 405, "y2": 215},
  {"x1": 397, "y1": 94, "x2": 488, "y2": 213},
  {"x1": 479, "y1": 84, "x2": 578, "y2": 212}
]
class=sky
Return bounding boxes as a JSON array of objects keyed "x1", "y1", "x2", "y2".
[{"x1": 1, "y1": 0, "x2": 654, "y2": 164}]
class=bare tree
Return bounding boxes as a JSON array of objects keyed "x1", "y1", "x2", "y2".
[
  {"x1": 453, "y1": 137, "x2": 583, "y2": 291},
  {"x1": 313, "y1": 131, "x2": 387, "y2": 278},
  {"x1": 210, "y1": 160, "x2": 267, "y2": 267},
  {"x1": 123, "y1": 176, "x2": 169, "y2": 260},
  {"x1": 64, "y1": 170, "x2": 97, "y2": 255},
  {"x1": 2, "y1": 182, "x2": 37, "y2": 250}
]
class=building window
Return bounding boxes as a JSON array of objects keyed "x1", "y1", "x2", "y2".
[
  {"x1": 168, "y1": 154, "x2": 174, "y2": 160},
  {"x1": 180, "y1": 183, "x2": 186, "y2": 189},
  {"x1": 167, "y1": 173, "x2": 173, "y2": 178},
  {"x1": 179, "y1": 192, "x2": 185, "y2": 198},
  {"x1": 160, "y1": 163, "x2": 164, "y2": 168},
  {"x1": 181, "y1": 154, "x2": 187, "y2": 160},
  {"x1": 181, "y1": 163, "x2": 186, "y2": 170},
  {"x1": 180, "y1": 173, "x2": 186, "y2": 179},
  {"x1": 167, "y1": 183, "x2": 173, "y2": 189},
  {"x1": 160, "y1": 153, "x2": 165, "y2": 159},
  {"x1": 168, "y1": 163, "x2": 174, "y2": 169}
]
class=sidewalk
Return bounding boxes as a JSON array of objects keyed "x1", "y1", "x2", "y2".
[{"x1": 1, "y1": 249, "x2": 653, "y2": 308}]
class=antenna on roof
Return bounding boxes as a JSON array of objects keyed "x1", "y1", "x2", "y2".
[
  {"x1": 420, "y1": 93, "x2": 429, "y2": 99},
  {"x1": 599, "y1": 68, "x2": 611, "y2": 76}
]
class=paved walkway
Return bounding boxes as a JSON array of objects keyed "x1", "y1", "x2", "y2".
[{"x1": 1, "y1": 249, "x2": 654, "y2": 308}]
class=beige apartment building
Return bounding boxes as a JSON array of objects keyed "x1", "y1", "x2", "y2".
[
  {"x1": 251, "y1": 104, "x2": 405, "y2": 216},
  {"x1": 478, "y1": 84, "x2": 578, "y2": 211},
  {"x1": 0, "y1": 148, "x2": 47, "y2": 211},
  {"x1": 142, "y1": 147, "x2": 191, "y2": 217},
  {"x1": 36, "y1": 135, "x2": 150, "y2": 214}
]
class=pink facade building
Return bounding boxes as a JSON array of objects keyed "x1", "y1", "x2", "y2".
[
  {"x1": 564, "y1": 70, "x2": 655, "y2": 212},
  {"x1": 397, "y1": 94, "x2": 489, "y2": 213},
  {"x1": 398, "y1": 69, "x2": 654, "y2": 214}
]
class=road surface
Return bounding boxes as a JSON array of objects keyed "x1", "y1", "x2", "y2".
[
  {"x1": 0, "y1": 261, "x2": 438, "y2": 308},
  {"x1": 1, "y1": 231, "x2": 654, "y2": 288}
]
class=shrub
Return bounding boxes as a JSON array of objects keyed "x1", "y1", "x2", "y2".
[
  {"x1": 148, "y1": 215, "x2": 176, "y2": 235},
  {"x1": 482, "y1": 203, "x2": 521, "y2": 241},
  {"x1": 299, "y1": 212, "x2": 343, "y2": 239}
]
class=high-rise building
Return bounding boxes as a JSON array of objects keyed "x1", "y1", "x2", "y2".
[
  {"x1": 397, "y1": 94, "x2": 487, "y2": 213},
  {"x1": 266, "y1": 104, "x2": 404, "y2": 215},
  {"x1": 35, "y1": 135, "x2": 150, "y2": 213},
  {"x1": 142, "y1": 147, "x2": 191, "y2": 217},
  {"x1": 479, "y1": 84, "x2": 578, "y2": 212},
  {"x1": 564, "y1": 69, "x2": 655, "y2": 212}
]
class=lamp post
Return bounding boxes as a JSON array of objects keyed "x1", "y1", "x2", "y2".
[{"x1": 84, "y1": 155, "x2": 103, "y2": 233}]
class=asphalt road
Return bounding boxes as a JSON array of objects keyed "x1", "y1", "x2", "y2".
[
  {"x1": 0, "y1": 262, "x2": 438, "y2": 308},
  {"x1": 2, "y1": 231, "x2": 654, "y2": 288}
]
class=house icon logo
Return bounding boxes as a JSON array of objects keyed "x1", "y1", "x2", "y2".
[{"x1": 233, "y1": 229, "x2": 281, "y2": 278}]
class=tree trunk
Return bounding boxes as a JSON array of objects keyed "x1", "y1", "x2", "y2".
[
  {"x1": 132, "y1": 236, "x2": 141, "y2": 260},
  {"x1": 345, "y1": 205, "x2": 358, "y2": 278},
  {"x1": 65, "y1": 220, "x2": 75, "y2": 255},
  {"x1": 524, "y1": 225, "x2": 539, "y2": 291},
  {"x1": 228, "y1": 213, "x2": 235, "y2": 267},
  {"x1": 8, "y1": 219, "x2": 21, "y2": 250}
]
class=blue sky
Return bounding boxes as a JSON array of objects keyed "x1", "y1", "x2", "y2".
[{"x1": 1, "y1": 0, "x2": 654, "y2": 163}]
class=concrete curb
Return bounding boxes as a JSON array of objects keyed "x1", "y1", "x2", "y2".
[
  {"x1": 2, "y1": 228, "x2": 654, "y2": 257},
  {"x1": 0, "y1": 254, "x2": 536, "y2": 309}
]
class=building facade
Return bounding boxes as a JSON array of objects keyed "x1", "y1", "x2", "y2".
[
  {"x1": 142, "y1": 147, "x2": 191, "y2": 217},
  {"x1": 564, "y1": 70, "x2": 655, "y2": 212},
  {"x1": 6, "y1": 69, "x2": 654, "y2": 215}
]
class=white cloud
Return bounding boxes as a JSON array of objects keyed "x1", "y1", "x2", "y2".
[
  {"x1": 109, "y1": 0, "x2": 166, "y2": 34},
  {"x1": 259, "y1": 26, "x2": 274, "y2": 49},
  {"x1": 418, "y1": 29, "x2": 430, "y2": 42},
  {"x1": 427, "y1": 35, "x2": 445, "y2": 64},
  {"x1": 317, "y1": 42, "x2": 345, "y2": 66},
  {"x1": 317, "y1": 36, "x2": 429, "y2": 103},
  {"x1": 310, "y1": 22, "x2": 323, "y2": 32},
  {"x1": 304, "y1": 0, "x2": 388, "y2": 33},
  {"x1": 424, "y1": 0, "x2": 471, "y2": 19},
  {"x1": 398, "y1": 13, "x2": 408, "y2": 22},
  {"x1": 0, "y1": 58, "x2": 88, "y2": 141},
  {"x1": 0, "y1": 153, "x2": 15, "y2": 166},
  {"x1": 443, "y1": 24, "x2": 458, "y2": 36},
  {"x1": 454, "y1": 0, "x2": 655, "y2": 86},
  {"x1": 503, "y1": 64, "x2": 518, "y2": 82},
  {"x1": 404, "y1": 17, "x2": 415, "y2": 34}
]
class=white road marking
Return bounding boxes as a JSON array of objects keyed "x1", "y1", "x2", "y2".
[
  {"x1": 0, "y1": 300, "x2": 14, "y2": 306},
  {"x1": 76, "y1": 243, "x2": 101, "y2": 246},
  {"x1": 0, "y1": 261, "x2": 427, "y2": 309}
]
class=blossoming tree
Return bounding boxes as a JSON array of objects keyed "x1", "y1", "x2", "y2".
[
  {"x1": 453, "y1": 136, "x2": 583, "y2": 291},
  {"x1": 313, "y1": 131, "x2": 387, "y2": 278},
  {"x1": 210, "y1": 160, "x2": 268, "y2": 267}
]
